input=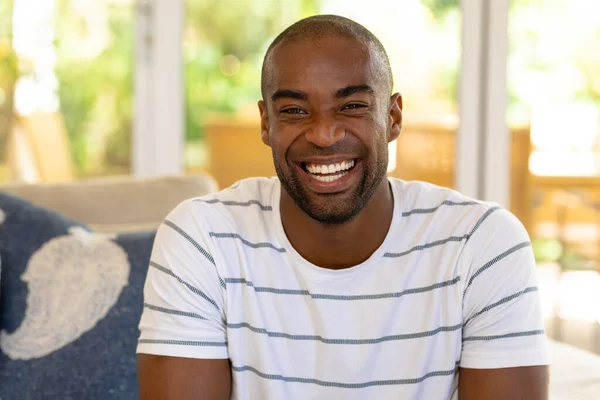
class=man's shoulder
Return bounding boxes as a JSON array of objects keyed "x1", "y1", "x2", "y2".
[
  {"x1": 390, "y1": 178, "x2": 522, "y2": 235},
  {"x1": 195, "y1": 176, "x2": 278, "y2": 207},
  {"x1": 167, "y1": 176, "x2": 278, "y2": 228},
  {"x1": 390, "y1": 178, "x2": 490, "y2": 213}
]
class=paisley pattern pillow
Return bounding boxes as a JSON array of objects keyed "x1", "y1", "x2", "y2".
[{"x1": 0, "y1": 192, "x2": 155, "y2": 399}]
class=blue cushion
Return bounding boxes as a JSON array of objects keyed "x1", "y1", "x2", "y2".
[{"x1": 0, "y1": 191, "x2": 155, "y2": 399}]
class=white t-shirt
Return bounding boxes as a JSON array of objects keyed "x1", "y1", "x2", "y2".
[{"x1": 137, "y1": 177, "x2": 549, "y2": 399}]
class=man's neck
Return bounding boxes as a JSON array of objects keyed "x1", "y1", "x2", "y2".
[{"x1": 280, "y1": 179, "x2": 394, "y2": 270}]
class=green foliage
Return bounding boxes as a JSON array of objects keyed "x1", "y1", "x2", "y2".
[
  {"x1": 10, "y1": 0, "x2": 318, "y2": 175},
  {"x1": 50, "y1": 0, "x2": 319, "y2": 174},
  {"x1": 184, "y1": 0, "x2": 318, "y2": 142},
  {"x1": 532, "y1": 237, "x2": 563, "y2": 262},
  {"x1": 507, "y1": 0, "x2": 600, "y2": 124},
  {"x1": 559, "y1": 249, "x2": 592, "y2": 271},
  {"x1": 53, "y1": 1, "x2": 133, "y2": 175},
  {"x1": 531, "y1": 237, "x2": 594, "y2": 271},
  {"x1": 0, "y1": 0, "x2": 16, "y2": 162},
  {"x1": 422, "y1": 0, "x2": 457, "y2": 18},
  {"x1": 2, "y1": 0, "x2": 599, "y2": 177}
]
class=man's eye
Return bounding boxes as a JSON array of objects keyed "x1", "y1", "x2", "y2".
[
  {"x1": 281, "y1": 108, "x2": 305, "y2": 114},
  {"x1": 342, "y1": 103, "x2": 366, "y2": 111}
]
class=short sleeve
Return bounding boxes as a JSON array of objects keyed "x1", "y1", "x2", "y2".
[
  {"x1": 136, "y1": 200, "x2": 228, "y2": 359},
  {"x1": 460, "y1": 207, "x2": 549, "y2": 369}
]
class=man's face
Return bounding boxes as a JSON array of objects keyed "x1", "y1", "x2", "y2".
[{"x1": 259, "y1": 36, "x2": 401, "y2": 224}]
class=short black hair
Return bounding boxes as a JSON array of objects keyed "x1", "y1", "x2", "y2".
[{"x1": 260, "y1": 14, "x2": 394, "y2": 100}]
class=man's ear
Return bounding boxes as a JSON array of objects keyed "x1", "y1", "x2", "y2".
[
  {"x1": 258, "y1": 100, "x2": 270, "y2": 147},
  {"x1": 388, "y1": 93, "x2": 403, "y2": 142}
]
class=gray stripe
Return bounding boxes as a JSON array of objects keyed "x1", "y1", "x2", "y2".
[
  {"x1": 194, "y1": 198, "x2": 272, "y2": 211},
  {"x1": 467, "y1": 206, "x2": 501, "y2": 238},
  {"x1": 402, "y1": 200, "x2": 480, "y2": 217},
  {"x1": 232, "y1": 363, "x2": 459, "y2": 388},
  {"x1": 224, "y1": 277, "x2": 461, "y2": 301},
  {"x1": 162, "y1": 220, "x2": 226, "y2": 289},
  {"x1": 144, "y1": 303, "x2": 208, "y2": 321},
  {"x1": 464, "y1": 286, "x2": 538, "y2": 326},
  {"x1": 163, "y1": 220, "x2": 216, "y2": 265},
  {"x1": 139, "y1": 339, "x2": 227, "y2": 347},
  {"x1": 384, "y1": 235, "x2": 468, "y2": 258},
  {"x1": 464, "y1": 241, "x2": 531, "y2": 295},
  {"x1": 209, "y1": 232, "x2": 286, "y2": 253},
  {"x1": 463, "y1": 329, "x2": 545, "y2": 342},
  {"x1": 384, "y1": 206, "x2": 501, "y2": 258},
  {"x1": 227, "y1": 322, "x2": 463, "y2": 344},
  {"x1": 225, "y1": 278, "x2": 309, "y2": 296},
  {"x1": 149, "y1": 261, "x2": 220, "y2": 311}
]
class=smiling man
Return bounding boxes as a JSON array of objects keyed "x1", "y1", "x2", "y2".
[{"x1": 136, "y1": 15, "x2": 549, "y2": 400}]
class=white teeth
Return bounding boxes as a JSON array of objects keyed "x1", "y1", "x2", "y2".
[
  {"x1": 305, "y1": 159, "x2": 355, "y2": 175},
  {"x1": 313, "y1": 172, "x2": 346, "y2": 182}
]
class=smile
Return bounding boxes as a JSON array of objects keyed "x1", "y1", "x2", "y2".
[{"x1": 302, "y1": 159, "x2": 356, "y2": 183}]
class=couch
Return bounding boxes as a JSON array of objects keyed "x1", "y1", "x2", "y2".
[
  {"x1": 0, "y1": 174, "x2": 599, "y2": 399},
  {"x1": 0, "y1": 174, "x2": 218, "y2": 399},
  {"x1": 0, "y1": 174, "x2": 219, "y2": 233}
]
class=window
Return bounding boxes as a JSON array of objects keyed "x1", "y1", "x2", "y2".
[
  {"x1": 0, "y1": 0, "x2": 134, "y2": 183},
  {"x1": 183, "y1": 0, "x2": 461, "y2": 190},
  {"x1": 509, "y1": 0, "x2": 600, "y2": 346}
]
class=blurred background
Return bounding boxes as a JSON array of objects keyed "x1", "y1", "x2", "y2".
[{"x1": 0, "y1": 0, "x2": 599, "y2": 354}]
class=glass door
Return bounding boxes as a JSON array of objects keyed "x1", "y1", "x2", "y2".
[
  {"x1": 183, "y1": 0, "x2": 462, "y2": 191},
  {"x1": 507, "y1": 0, "x2": 600, "y2": 353},
  {"x1": 0, "y1": 0, "x2": 135, "y2": 183}
]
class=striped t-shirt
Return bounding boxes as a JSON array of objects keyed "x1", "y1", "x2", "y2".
[{"x1": 137, "y1": 177, "x2": 549, "y2": 399}]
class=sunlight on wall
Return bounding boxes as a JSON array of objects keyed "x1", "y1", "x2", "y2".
[
  {"x1": 529, "y1": 104, "x2": 599, "y2": 176},
  {"x1": 12, "y1": 0, "x2": 58, "y2": 115},
  {"x1": 538, "y1": 264, "x2": 600, "y2": 323},
  {"x1": 557, "y1": 271, "x2": 600, "y2": 323}
]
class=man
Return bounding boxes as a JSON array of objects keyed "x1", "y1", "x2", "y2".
[{"x1": 137, "y1": 15, "x2": 549, "y2": 399}]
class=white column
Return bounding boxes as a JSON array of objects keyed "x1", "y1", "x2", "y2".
[
  {"x1": 456, "y1": 0, "x2": 484, "y2": 200},
  {"x1": 457, "y1": 0, "x2": 510, "y2": 207},
  {"x1": 133, "y1": 0, "x2": 184, "y2": 177},
  {"x1": 482, "y1": 0, "x2": 510, "y2": 207}
]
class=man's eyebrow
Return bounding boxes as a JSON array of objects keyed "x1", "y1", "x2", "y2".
[
  {"x1": 335, "y1": 85, "x2": 374, "y2": 98},
  {"x1": 271, "y1": 89, "x2": 309, "y2": 102}
]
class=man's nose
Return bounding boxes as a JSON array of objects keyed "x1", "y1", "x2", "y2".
[{"x1": 304, "y1": 114, "x2": 345, "y2": 148}]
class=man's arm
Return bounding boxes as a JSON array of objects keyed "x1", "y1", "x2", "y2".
[
  {"x1": 137, "y1": 355, "x2": 231, "y2": 400},
  {"x1": 458, "y1": 366, "x2": 549, "y2": 400},
  {"x1": 459, "y1": 207, "x2": 550, "y2": 398},
  {"x1": 136, "y1": 200, "x2": 231, "y2": 399}
]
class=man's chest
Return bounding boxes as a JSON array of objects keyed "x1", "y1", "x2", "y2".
[{"x1": 222, "y1": 254, "x2": 464, "y2": 380}]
